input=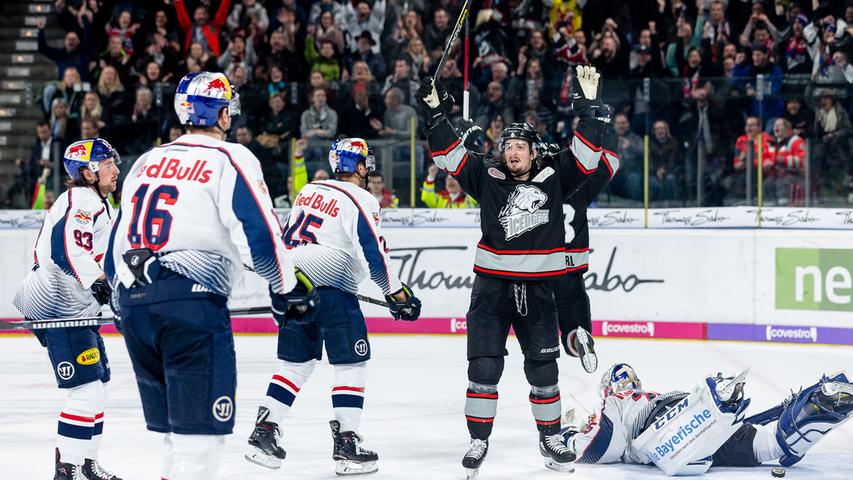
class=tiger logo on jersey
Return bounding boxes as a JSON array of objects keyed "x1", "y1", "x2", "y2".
[{"x1": 498, "y1": 184, "x2": 549, "y2": 240}]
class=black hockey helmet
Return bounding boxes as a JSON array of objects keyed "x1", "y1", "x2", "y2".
[{"x1": 498, "y1": 122, "x2": 542, "y2": 154}]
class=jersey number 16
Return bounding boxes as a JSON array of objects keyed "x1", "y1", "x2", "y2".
[{"x1": 127, "y1": 184, "x2": 179, "y2": 251}]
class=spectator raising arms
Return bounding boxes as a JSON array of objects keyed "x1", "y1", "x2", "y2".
[{"x1": 174, "y1": 0, "x2": 231, "y2": 56}]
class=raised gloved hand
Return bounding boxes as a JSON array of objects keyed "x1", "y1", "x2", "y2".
[
  {"x1": 91, "y1": 279, "x2": 112, "y2": 306},
  {"x1": 386, "y1": 283, "x2": 422, "y2": 321},
  {"x1": 270, "y1": 269, "x2": 320, "y2": 327},
  {"x1": 417, "y1": 76, "x2": 454, "y2": 123},
  {"x1": 571, "y1": 65, "x2": 605, "y2": 117}
]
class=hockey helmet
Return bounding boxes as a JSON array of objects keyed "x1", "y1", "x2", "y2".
[
  {"x1": 600, "y1": 363, "x2": 642, "y2": 399},
  {"x1": 174, "y1": 71, "x2": 241, "y2": 127},
  {"x1": 498, "y1": 122, "x2": 542, "y2": 153},
  {"x1": 328, "y1": 138, "x2": 375, "y2": 174},
  {"x1": 63, "y1": 138, "x2": 121, "y2": 180}
]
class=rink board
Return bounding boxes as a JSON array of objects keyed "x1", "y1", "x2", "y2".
[{"x1": 1, "y1": 210, "x2": 851, "y2": 345}]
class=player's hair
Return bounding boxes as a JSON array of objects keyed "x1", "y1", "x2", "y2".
[
  {"x1": 64, "y1": 167, "x2": 92, "y2": 188},
  {"x1": 334, "y1": 160, "x2": 366, "y2": 181}
]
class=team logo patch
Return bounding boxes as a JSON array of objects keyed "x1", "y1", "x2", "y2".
[
  {"x1": 372, "y1": 212, "x2": 380, "y2": 225},
  {"x1": 212, "y1": 396, "x2": 233, "y2": 422},
  {"x1": 74, "y1": 209, "x2": 93, "y2": 225},
  {"x1": 65, "y1": 142, "x2": 91, "y2": 160},
  {"x1": 56, "y1": 361, "x2": 75, "y2": 380},
  {"x1": 76, "y1": 347, "x2": 100, "y2": 365},
  {"x1": 354, "y1": 339, "x2": 369, "y2": 357},
  {"x1": 498, "y1": 184, "x2": 550, "y2": 240},
  {"x1": 488, "y1": 167, "x2": 506, "y2": 180},
  {"x1": 257, "y1": 179, "x2": 268, "y2": 194}
]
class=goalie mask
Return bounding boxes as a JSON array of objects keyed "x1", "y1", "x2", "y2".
[{"x1": 600, "y1": 363, "x2": 642, "y2": 399}]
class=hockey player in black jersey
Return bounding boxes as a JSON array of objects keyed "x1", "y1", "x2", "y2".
[
  {"x1": 417, "y1": 65, "x2": 617, "y2": 477},
  {"x1": 548, "y1": 122, "x2": 620, "y2": 375}
]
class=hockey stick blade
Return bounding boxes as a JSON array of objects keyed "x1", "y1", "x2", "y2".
[{"x1": 432, "y1": 0, "x2": 472, "y2": 80}]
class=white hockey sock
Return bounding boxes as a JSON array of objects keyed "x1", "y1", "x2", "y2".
[
  {"x1": 261, "y1": 359, "x2": 316, "y2": 424},
  {"x1": 57, "y1": 381, "x2": 105, "y2": 465},
  {"x1": 168, "y1": 434, "x2": 224, "y2": 480},
  {"x1": 332, "y1": 362, "x2": 368, "y2": 433},
  {"x1": 88, "y1": 411, "x2": 104, "y2": 459},
  {"x1": 752, "y1": 424, "x2": 785, "y2": 463},
  {"x1": 161, "y1": 433, "x2": 175, "y2": 480}
]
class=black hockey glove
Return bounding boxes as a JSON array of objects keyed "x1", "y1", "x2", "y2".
[
  {"x1": 417, "y1": 76, "x2": 454, "y2": 124},
  {"x1": 386, "y1": 283, "x2": 422, "y2": 321},
  {"x1": 270, "y1": 269, "x2": 320, "y2": 327},
  {"x1": 91, "y1": 279, "x2": 112, "y2": 306}
]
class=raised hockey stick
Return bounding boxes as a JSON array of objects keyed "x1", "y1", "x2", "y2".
[{"x1": 432, "y1": 0, "x2": 473, "y2": 82}]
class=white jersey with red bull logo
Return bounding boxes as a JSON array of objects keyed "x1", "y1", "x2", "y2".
[
  {"x1": 285, "y1": 180, "x2": 402, "y2": 296},
  {"x1": 568, "y1": 389, "x2": 687, "y2": 465},
  {"x1": 106, "y1": 133, "x2": 296, "y2": 296},
  {"x1": 14, "y1": 186, "x2": 114, "y2": 320}
]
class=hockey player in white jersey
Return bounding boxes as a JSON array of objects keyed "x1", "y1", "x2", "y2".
[
  {"x1": 106, "y1": 71, "x2": 315, "y2": 480},
  {"x1": 245, "y1": 138, "x2": 422, "y2": 475},
  {"x1": 562, "y1": 363, "x2": 853, "y2": 475},
  {"x1": 13, "y1": 138, "x2": 122, "y2": 480}
]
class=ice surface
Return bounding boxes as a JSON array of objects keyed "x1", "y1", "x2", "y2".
[{"x1": 1, "y1": 334, "x2": 851, "y2": 479}]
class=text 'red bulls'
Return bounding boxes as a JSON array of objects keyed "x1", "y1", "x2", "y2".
[
  {"x1": 144, "y1": 157, "x2": 213, "y2": 183},
  {"x1": 294, "y1": 192, "x2": 340, "y2": 217}
]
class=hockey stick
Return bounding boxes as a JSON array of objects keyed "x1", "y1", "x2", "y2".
[
  {"x1": 241, "y1": 264, "x2": 389, "y2": 308},
  {"x1": 432, "y1": 0, "x2": 473, "y2": 81}
]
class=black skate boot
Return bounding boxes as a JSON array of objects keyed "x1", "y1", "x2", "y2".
[
  {"x1": 54, "y1": 449, "x2": 82, "y2": 480},
  {"x1": 461, "y1": 438, "x2": 488, "y2": 479},
  {"x1": 245, "y1": 407, "x2": 286, "y2": 469},
  {"x1": 570, "y1": 327, "x2": 598, "y2": 373},
  {"x1": 539, "y1": 432, "x2": 576, "y2": 472},
  {"x1": 330, "y1": 420, "x2": 378, "y2": 475},
  {"x1": 81, "y1": 459, "x2": 121, "y2": 480}
]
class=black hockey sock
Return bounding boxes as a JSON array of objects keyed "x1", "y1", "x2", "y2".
[{"x1": 465, "y1": 388, "x2": 497, "y2": 440}]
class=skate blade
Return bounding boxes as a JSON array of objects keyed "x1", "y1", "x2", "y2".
[
  {"x1": 335, "y1": 459, "x2": 378, "y2": 476},
  {"x1": 465, "y1": 467, "x2": 480, "y2": 479},
  {"x1": 574, "y1": 329, "x2": 598, "y2": 373},
  {"x1": 544, "y1": 458, "x2": 575, "y2": 473},
  {"x1": 244, "y1": 446, "x2": 283, "y2": 470}
]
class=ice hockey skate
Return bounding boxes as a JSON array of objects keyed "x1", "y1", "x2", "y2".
[
  {"x1": 81, "y1": 459, "x2": 122, "y2": 480},
  {"x1": 462, "y1": 438, "x2": 488, "y2": 479},
  {"x1": 245, "y1": 412, "x2": 287, "y2": 469},
  {"x1": 540, "y1": 432, "x2": 576, "y2": 472},
  {"x1": 330, "y1": 420, "x2": 378, "y2": 475}
]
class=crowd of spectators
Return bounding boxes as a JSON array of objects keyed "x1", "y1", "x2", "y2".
[{"x1": 4, "y1": 0, "x2": 853, "y2": 209}]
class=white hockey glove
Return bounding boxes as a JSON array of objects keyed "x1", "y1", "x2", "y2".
[
  {"x1": 575, "y1": 65, "x2": 600, "y2": 100},
  {"x1": 571, "y1": 65, "x2": 606, "y2": 118}
]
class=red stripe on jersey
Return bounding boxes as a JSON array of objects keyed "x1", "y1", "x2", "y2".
[
  {"x1": 432, "y1": 138, "x2": 461, "y2": 157},
  {"x1": 574, "y1": 131, "x2": 601, "y2": 151},
  {"x1": 477, "y1": 244, "x2": 565, "y2": 255},
  {"x1": 566, "y1": 264, "x2": 589, "y2": 272},
  {"x1": 473, "y1": 265, "x2": 567, "y2": 278},
  {"x1": 272, "y1": 374, "x2": 300, "y2": 392},
  {"x1": 447, "y1": 153, "x2": 469, "y2": 176}
]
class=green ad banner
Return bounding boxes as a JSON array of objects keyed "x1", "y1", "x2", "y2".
[{"x1": 776, "y1": 248, "x2": 853, "y2": 312}]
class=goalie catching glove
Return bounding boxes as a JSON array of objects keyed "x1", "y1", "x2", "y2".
[
  {"x1": 270, "y1": 269, "x2": 320, "y2": 327},
  {"x1": 417, "y1": 76, "x2": 454, "y2": 124},
  {"x1": 386, "y1": 283, "x2": 422, "y2": 321}
]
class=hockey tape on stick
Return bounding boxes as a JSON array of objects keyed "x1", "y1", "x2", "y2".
[{"x1": 432, "y1": 0, "x2": 472, "y2": 81}]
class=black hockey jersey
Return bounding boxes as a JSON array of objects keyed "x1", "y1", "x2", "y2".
[
  {"x1": 424, "y1": 115, "x2": 612, "y2": 281},
  {"x1": 563, "y1": 127, "x2": 620, "y2": 274}
]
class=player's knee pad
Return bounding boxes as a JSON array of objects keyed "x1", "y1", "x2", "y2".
[
  {"x1": 468, "y1": 356, "x2": 504, "y2": 386},
  {"x1": 524, "y1": 359, "x2": 558, "y2": 388},
  {"x1": 776, "y1": 372, "x2": 853, "y2": 467},
  {"x1": 279, "y1": 359, "x2": 317, "y2": 385},
  {"x1": 333, "y1": 361, "x2": 367, "y2": 387},
  {"x1": 169, "y1": 433, "x2": 225, "y2": 480},
  {"x1": 64, "y1": 380, "x2": 105, "y2": 414}
]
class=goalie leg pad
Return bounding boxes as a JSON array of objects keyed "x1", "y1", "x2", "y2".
[{"x1": 776, "y1": 372, "x2": 853, "y2": 467}]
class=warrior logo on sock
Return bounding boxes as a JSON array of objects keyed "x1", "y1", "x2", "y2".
[
  {"x1": 57, "y1": 361, "x2": 75, "y2": 380},
  {"x1": 354, "y1": 339, "x2": 369, "y2": 357},
  {"x1": 212, "y1": 395, "x2": 233, "y2": 422},
  {"x1": 498, "y1": 185, "x2": 549, "y2": 240}
]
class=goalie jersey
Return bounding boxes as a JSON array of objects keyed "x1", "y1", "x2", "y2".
[
  {"x1": 285, "y1": 179, "x2": 403, "y2": 296},
  {"x1": 14, "y1": 186, "x2": 114, "y2": 319},
  {"x1": 106, "y1": 133, "x2": 296, "y2": 296}
]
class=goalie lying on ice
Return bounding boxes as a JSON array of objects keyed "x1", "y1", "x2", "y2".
[{"x1": 562, "y1": 364, "x2": 853, "y2": 476}]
